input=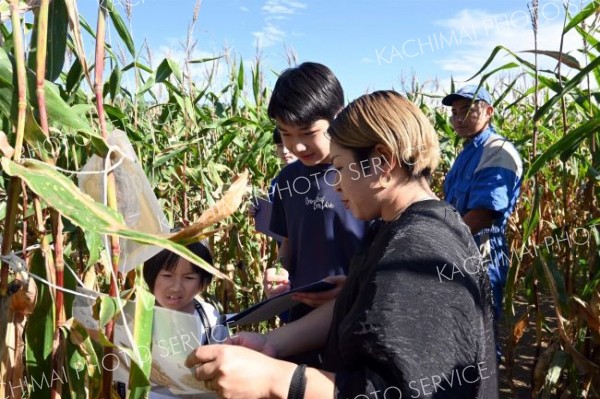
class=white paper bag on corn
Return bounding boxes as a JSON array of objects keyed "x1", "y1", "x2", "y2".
[{"x1": 78, "y1": 129, "x2": 171, "y2": 273}]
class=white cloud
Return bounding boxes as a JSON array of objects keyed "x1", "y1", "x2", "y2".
[
  {"x1": 252, "y1": 23, "x2": 286, "y2": 48},
  {"x1": 240, "y1": 6, "x2": 249, "y2": 12},
  {"x1": 252, "y1": 0, "x2": 306, "y2": 48},
  {"x1": 261, "y1": 0, "x2": 306, "y2": 16},
  {"x1": 430, "y1": 6, "x2": 587, "y2": 85},
  {"x1": 361, "y1": 57, "x2": 374, "y2": 64}
]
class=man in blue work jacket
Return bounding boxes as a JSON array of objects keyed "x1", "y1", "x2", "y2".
[{"x1": 442, "y1": 85, "x2": 523, "y2": 361}]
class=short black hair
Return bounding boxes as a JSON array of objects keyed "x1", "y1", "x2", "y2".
[
  {"x1": 267, "y1": 62, "x2": 344, "y2": 125},
  {"x1": 143, "y1": 242, "x2": 214, "y2": 291},
  {"x1": 272, "y1": 128, "x2": 282, "y2": 145}
]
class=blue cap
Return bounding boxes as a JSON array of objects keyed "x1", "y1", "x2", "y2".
[{"x1": 442, "y1": 84, "x2": 493, "y2": 106}]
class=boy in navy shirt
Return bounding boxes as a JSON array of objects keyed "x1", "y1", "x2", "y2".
[{"x1": 262, "y1": 62, "x2": 368, "y2": 323}]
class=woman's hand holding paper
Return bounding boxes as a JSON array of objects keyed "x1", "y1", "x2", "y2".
[{"x1": 185, "y1": 344, "x2": 295, "y2": 399}]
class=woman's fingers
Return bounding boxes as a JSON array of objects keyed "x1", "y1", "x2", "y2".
[{"x1": 185, "y1": 345, "x2": 219, "y2": 368}]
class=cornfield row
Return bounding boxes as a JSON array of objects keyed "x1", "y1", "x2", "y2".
[{"x1": 0, "y1": 0, "x2": 598, "y2": 398}]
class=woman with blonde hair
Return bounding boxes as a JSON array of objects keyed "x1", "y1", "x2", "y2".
[{"x1": 185, "y1": 90, "x2": 498, "y2": 399}]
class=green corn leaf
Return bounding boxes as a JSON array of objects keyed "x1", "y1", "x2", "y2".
[
  {"x1": 104, "y1": 104, "x2": 131, "y2": 133},
  {"x1": 506, "y1": 185, "x2": 541, "y2": 318},
  {"x1": 468, "y1": 63, "x2": 519, "y2": 106},
  {"x1": 541, "y1": 253, "x2": 570, "y2": 314},
  {"x1": 23, "y1": 105, "x2": 54, "y2": 161},
  {"x1": 252, "y1": 64, "x2": 260, "y2": 105},
  {"x1": 27, "y1": 0, "x2": 69, "y2": 82},
  {"x1": 64, "y1": 0, "x2": 93, "y2": 89},
  {"x1": 189, "y1": 55, "x2": 223, "y2": 64},
  {"x1": 2, "y1": 157, "x2": 233, "y2": 282},
  {"x1": 79, "y1": 301, "x2": 153, "y2": 396},
  {"x1": 535, "y1": 74, "x2": 563, "y2": 94},
  {"x1": 587, "y1": 218, "x2": 600, "y2": 228},
  {"x1": 105, "y1": 0, "x2": 135, "y2": 57},
  {"x1": 65, "y1": 319, "x2": 103, "y2": 397},
  {"x1": 64, "y1": 331, "x2": 91, "y2": 398},
  {"x1": 98, "y1": 296, "x2": 120, "y2": 328},
  {"x1": 216, "y1": 130, "x2": 237, "y2": 157},
  {"x1": 466, "y1": 45, "x2": 536, "y2": 82},
  {"x1": 153, "y1": 145, "x2": 186, "y2": 168},
  {"x1": 128, "y1": 359, "x2": 151, "y2": 399},
  {"x1": 127, "y1": 267, "x2": 154, "y2": 396},
  {"x1": 520, "y1": 50, "x2": 581, "y2": 70},
  {"x1": 0, "y1": 47, "x2": 109, "y2": 155},
  {"x1": 473, "y1": 62, "x2": 520, "y2": 88},
  {"x1": 65, "y1": 58, "x2": 83, "y2": 93},
  {"x1": 589, "y1": 54, "x2": 600, "y2": 92},
  {"x1": 122, "y1": 61, "x2": 153, "y2": 74},
  {"x1": 156, "y1": 58, "x2": 182, "y2": 84},
  {"x1": 493, "y1": 76, "x2": 520, "y2": 105},
  {"x1": 0, "y1": 85, "x2": 11, "y2": 118},
  {"x1": 237, "y1": 59, "x2": 244, "y2": 91},
  {"x1": 506, "y1": 85, "x2": 539, "y2": 109},
  {"x1": 25, "y1": 250, "x2": 56, "y2": 399},
  {"x1": 104, "y1": 104, "x2": 127, "y2": 123},
  {"x1": 63, "y1": 257, "x2": 78, "y2": 320},
  {"x1": 137, "y1": 75, "x2": 156, "y2": 97},
  {"x1": 108, "y1": 65, "x2": 122, "y2": 100},
  {"x1": 527, "y1": 116, "x2": 600, "y2": 178},
  {"x1": 46, "y1": 0, "x2": 70, "y2": 80},
  {"x1": 564, "y1": 0, "x2": 600, "y2": 33},
  {"x1": 84, "y1": 230, "x2": 102, "y2": 268},
  {"x1": 132, "y1": 277, "x2": 153, "y2": 376},
  {"x1": 533, "y1": 55, "x2": 600, "y2": 121},
  {"x1": 2, "y1": 158, "x2": 126, "y2": 228},
  {"x1": 575, "y1": 25, "x2": 600, "y2": 50}
]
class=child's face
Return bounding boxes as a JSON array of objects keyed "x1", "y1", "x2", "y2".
[
  {"x1": 276, "y1": 119, "x2": 331, "y2": 166},
  {"x1": 275, "y1": 143, "x2": 297, "y2": 165},
  {"x1": 153, "y1": 258, "x2": 204, "y2": 314}
]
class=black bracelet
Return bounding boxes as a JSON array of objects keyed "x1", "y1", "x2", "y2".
[{"x1": 287, "y1": 364, "x2": 307, "y2": 399}]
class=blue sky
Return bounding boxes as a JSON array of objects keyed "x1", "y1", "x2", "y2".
[{"x1": 79, "y1": 0, "x2": 588, "y2": 102}]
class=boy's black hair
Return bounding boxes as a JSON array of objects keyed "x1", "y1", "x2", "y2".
[
  {"x1": 143, "y1": 241, "x2": 213, "y2": 291},
  {"x1": 267, "y1": 62, "x2": 344, "y2": 125},
  {"x1": 273, "y1": 128, "x2": 282, "y2": 145}
]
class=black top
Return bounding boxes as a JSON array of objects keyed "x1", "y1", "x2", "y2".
[
  {"x1": 323, "y1": 200, "x2": 498, "y2": 399},
  {"x1": 270, "y1": 161, "x2": 368, "y2": 321}
]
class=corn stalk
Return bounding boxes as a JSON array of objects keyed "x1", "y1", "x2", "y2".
[
  {"x1": 527, "y1": 1, "x2": 545, "y2": 391},
  {"x1": 32, "y1": 1, "x2": 69, "y2": 397},
  {"x1": 0, "y1": 0, "x2": 28, "y2": 298},
  {"x1": 93, "y1": 1, "x2": 123, "y2": 397},
  {"x1": 0, "y1": 1, "x2": 32, "y2": 397}
]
